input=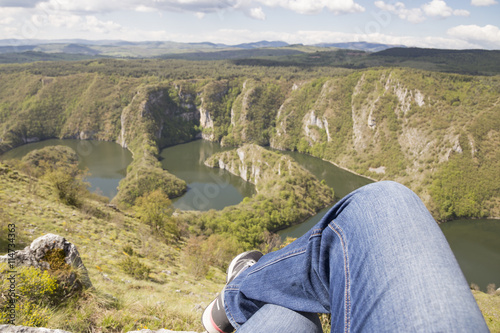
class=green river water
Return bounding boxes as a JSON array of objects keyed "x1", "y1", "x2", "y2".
[
  {"x1": 0, "y1": 139, "x2": 132, "y2": 198},
  {"x1": 1, "y1": 139, "x2": 499, "y2": 291}
]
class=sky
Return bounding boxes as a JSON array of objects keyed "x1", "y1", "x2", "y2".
[{"x1": 0, "y1": 0, "x2": 499, "y2": 49}]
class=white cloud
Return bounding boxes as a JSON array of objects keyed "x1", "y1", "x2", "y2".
[
  {"x1": 83, "y1": 16, "x2": 123, "y2": 34},
  {"x1": 258, "y1": 0, "x2": 364, "y2": 15},
  {"x1": 422, "y1": 0, "x2": 469, "y2": 17},
  {"x1": 28, "y1": 11, "x2": 124, "y2": 35},
  {"x1": 0, "y1": 7, "x2": 25, "y2": 16},
  {"x1": 20, "y1": 0, "x2": 364, "y2": 18},
  {"x1": 249, "y1": 7, "x2": 266, "y2": 20},
  {"x1": 374, "y1": 1, "x2": 425, "y2": 23},
  {"x1": 447, "y1": 24, "x2": 500, "y2": 48},
  {"x1": 375, "y1": 0, "x2": 469, "y2": 23},
  {"x1": 42, "y1": 0, "x2": 125, "y2": 14},
  {"x1": 31, "y1": 13, "x2": 80, "y2": 28},
  {"x1": 0, "y1": 17, "x2": 15, "y2": 25},
  {"x1": 135, "y1": 5, "x2": 156, "y2": 13},
  {"x1": 452, "y1": 9, "x2": 470, "y2": 16},
  {"x1": 471, "y1": 0, "x2": 498, "y2": 6}
]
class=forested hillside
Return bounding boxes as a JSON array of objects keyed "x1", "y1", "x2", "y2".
[
  {"x1": 180, "y1": 144, "x2": 334, "y2": 247},
  {"x1": 0, "y1": 60, "x2": 499, "y2": 221}
]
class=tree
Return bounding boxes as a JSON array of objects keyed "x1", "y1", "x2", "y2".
[{"x1": 134, "y1": 189, "x2": 179, "y2": 241}]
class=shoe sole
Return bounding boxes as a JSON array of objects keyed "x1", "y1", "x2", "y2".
[{"x1": 202, "y1": 298, "x2": 226, "y2": 333}]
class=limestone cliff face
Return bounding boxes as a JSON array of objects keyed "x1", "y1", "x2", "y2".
[
  {"x1": 118, "y1": 86, "x2": 200, "y2": 151},
  {"x1": 226, "y1": 80, "x2": 254, "y2": 144},
  {"x1": 198, "y1": 80, "x2": 232, "y2": 142},
  {"x1": 205, "y1": 144, "x2": 297, "y2": 188},
  {"x1": 199, "y1": 104, "x2": 214, "y2": 140}
]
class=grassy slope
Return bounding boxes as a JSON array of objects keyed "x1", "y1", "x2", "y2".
[
  {"x1": 473, "y1": 290, "x2": 500, "y2": 333},
  {"x1": 0, "y1": 162, "x2": 223, "y2": 331}
]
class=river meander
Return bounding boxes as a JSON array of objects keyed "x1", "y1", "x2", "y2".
[
  {"x1": 1, "y1": 139, "x2": 499, "y2": 291},
  {"x1": 159, "y1": 140, "x2": 256, "y2": 211}
]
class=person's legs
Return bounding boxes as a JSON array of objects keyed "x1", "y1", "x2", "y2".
[
  {"x1": 236, "y1": 304, "x2": 323, "y2": 333},
  {"x1": 224, "y1": 181, "x2": 488, "y2": 332}
]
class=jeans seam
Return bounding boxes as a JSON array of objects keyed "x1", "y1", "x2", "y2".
[
  {"x1": 310, "y1": 228, "x2": 323, "y2": 238},
  {"x1": 247, "y1": 248, "x2": 308, "y2": 276},
  {"x1": 329, "y1": 221, "x2": 351, "y2": 333},
  {"x1": 224, "y1": 294, "x2": 240, "y2": 330}
]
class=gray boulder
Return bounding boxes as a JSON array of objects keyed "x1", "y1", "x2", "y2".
[
  {"x1": 0, "y1": 233, "x2": 91, "y2": 288},
  {"x1": 0, "y1": 327, "x2": 199, "y2": 333},
  {"x1": 0, "y1": 325, "x2": 72, "y2": 333}
]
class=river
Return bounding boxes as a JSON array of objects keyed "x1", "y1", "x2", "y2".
[
  {"x1": 1, "y1": 139, "x2": 499, "y2": 291},
  {"x1": 0, "y1": 139, "x2": 132, "y2": 198},
  {"x1": 159, "y1": 140, "x2": 255, "y2": 211}
]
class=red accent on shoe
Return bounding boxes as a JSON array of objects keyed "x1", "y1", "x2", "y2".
[{"x1": 210, "y1": 313, "x2": 226, "y2": 333}]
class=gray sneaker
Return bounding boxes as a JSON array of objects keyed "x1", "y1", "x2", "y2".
[{"x1": 202, "y1": 251, "x2": 264, "y2": 333}]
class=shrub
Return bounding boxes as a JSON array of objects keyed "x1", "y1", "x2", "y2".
[
  {"x1": 42, "y1": 249, "x2": 87, "y2": 300},
  {"x1": 181, "y1": 236, "x2": 211, "y2": 279},
  {"x1": 122, "y1": 245, "x2": 135, "y2": 256},
  {"x1": 44, "y1": 169, "x2": 88, "y2": 207},
  {"x1": 487, "y1": 283, "x2": 497, "y2": 295},
  {"x1": 0, "y1": 263, "x2": 59, "y2": 326},
  {"x1": 119, "y1": 257, "x2": 151, "y2": 280}
]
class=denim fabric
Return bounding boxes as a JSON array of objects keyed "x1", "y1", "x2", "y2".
[
  {"x1": 225, "y1": 181, "x2": 488, "y2": 332},
  {"x1": 236, "y1": 304, "x2": 323, "y2": 333}
]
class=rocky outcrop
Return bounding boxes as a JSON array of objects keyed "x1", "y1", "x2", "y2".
[
  {"x1": 0, "y1": 234, "x2": 92, "y2": 288},
  {"x1": 303, "y1": 111, "x2": 331, "y2": 143},
  {"x1": 206, "y1": 144, "x2": 290, "y2": 186},
  {"x1": 199, "y1": 105, "x2": 214, "y2": 141}
]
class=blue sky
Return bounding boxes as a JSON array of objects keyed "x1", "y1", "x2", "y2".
[{"x1": 0, "y1": 0, "x2": 499, "y2": 49}]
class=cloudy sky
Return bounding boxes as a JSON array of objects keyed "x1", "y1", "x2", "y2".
[{"x1": 0, "y1": 0, "x2": 499, "y2": 49}]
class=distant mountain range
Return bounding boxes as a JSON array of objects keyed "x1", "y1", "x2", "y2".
[
  {"x1": 0, "y1": 39, "x2": 403, "y2": 56},
  {"x1": 1, "y1": 39, "x2": 498, "y2": 76},
  {"x1": 314, "y1": 41, "x2": 406, "y2": 52}
]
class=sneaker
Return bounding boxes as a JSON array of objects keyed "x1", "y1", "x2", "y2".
[{"x1": 202, "y1": 251, "x2": 264, "y2": 333}]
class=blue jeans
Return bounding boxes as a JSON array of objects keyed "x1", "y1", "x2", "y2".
[{"x1": 224, "y1": 181, "x2": 488, "y2": 332}]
